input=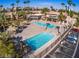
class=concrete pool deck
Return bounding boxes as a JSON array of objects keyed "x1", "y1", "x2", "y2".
[
  {"x1": 15, "y1": 20, "x2": 69, "y2": 58},
  {"x1": 15, "y1": 20, "x2": 66, "y2": 41}
]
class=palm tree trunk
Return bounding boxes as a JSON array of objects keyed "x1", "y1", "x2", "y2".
[
  {"x1": 16, "y1": 3, "x2": 19, "y2": 20},
  {"x1": 56, "y1": 26, "x2": 60, "y2": 34},
  {"x1": 58, "y1": 28, "x2": 60, "y2": 34}
]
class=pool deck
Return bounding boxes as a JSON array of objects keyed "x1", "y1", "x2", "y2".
[
  {"x1": 15, "y1": 20, "x2": 69, "y2": 57},
  {"x1": 16, "y1": 20, "x2": 66, "y2": 41},
  {"x1": 15, "y1": 22, "x2": 45, "y2": 41}
]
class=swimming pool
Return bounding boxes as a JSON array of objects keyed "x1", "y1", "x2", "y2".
[
  {"x1": 33, "y1": 22, "x2": 56, "y2": 28},
  {"x1": 24, "y1": 32, "x2": 54, "y2": 50}
]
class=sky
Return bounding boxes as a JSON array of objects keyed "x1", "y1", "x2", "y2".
[{"x1": 0, "y1": 0, "x2": 79, "y2": 12}]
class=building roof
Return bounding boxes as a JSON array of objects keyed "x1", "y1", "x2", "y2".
[
  {"x1": 30, "y1": 11, "x2": 41, "y2": 14},
  {"x1": 47, "y1": 11, "x2": 60, "y2": 15}
]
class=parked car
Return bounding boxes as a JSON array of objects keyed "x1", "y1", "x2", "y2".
[{"x1": 66, "y1": 33, "x2": 78, "y2": 44}]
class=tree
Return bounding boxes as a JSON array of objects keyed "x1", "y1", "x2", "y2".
[
  {"x1": 23, "y1": 0, "x2": 30, "y2": 7},
  {"x1": 0, "y1": 32, "x2": 16, "y2": 57},
  {"x1": 67, "y1": 0, "x2": 72, "y2": 6},
  {"x1": 16, "y1": 0, "x2": 20, "y2": 11},
  {"x1": 45, "y1": 23, "x2": 50, "y2": 30},
  {"x1": 72, "y1": 3, "x2": 76, "y2": 11},
  {"x1": 16, "y1": 0, "x2": 20, "y2": 7},
  {"x1": 72, "y1": 3, "x2": 76, "y2": 7},
  {"x1": 67, "y1": 0, "x2": 76, "y2": 16},
  {"x1": 74, "y1": 17, "x2": 79, "y2": 27},
  {"x1": 65, "y1": 5, "x2": 68, "y2": 11},
  {"x1": 17, "y1": 11, "x2": 26, "y2": 19},
  {"x1": 0, "y1": 5, "x2": 3, "y2": 8},
  {"x1": 56, "y1": 26, "x2": 60, "y2": 34},
  {"x1": 0, "y1": 13, "x2": 7, "y2": 32},
  {"x1": 41, "y1": 8, "x2": 49, "y2": 14},
  {"x1": 41, "y1": 8, "x2": 49, "y2": 20},
  {"x1": 59, "y1": 12, "x2": 66, "y2": 22},
  {"x1": 61, "y1": 3, "x2": 69, "y2": 14},
  {"x1": 61, "y1": 3, "x2": 65, "y2": 9},
  {"x1": 11, "y1": 3, "x2": 15, "y2": 12},
  {"x1": 60, "y1": 0, "x2": 76, "y2": 17},
  {"x1": 16, "y1": 0, "x2": 20, "y2": 19},
  {"x1": 0, "y1": 5, "x2": 3, "y2": 12},
  {"x1": 50, "y1": 6, "x2": 55, "y2": 11},
  {"x1": 0, "y1": 31, "x2": 25, "y2": 57},
  {"x1": 23, "y1": 0, "x2": 30, "y2": 12}
]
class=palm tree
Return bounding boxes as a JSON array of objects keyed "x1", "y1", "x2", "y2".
[
  {"x1": 67, "y1": 0, "x2": 72, "y2": 6},
  {"x1": 23, "y1": 0, "x2": 30, "y2": 7},
  {"x1": 16, "y1": 0, "x2": 20, "y2": 12},
  {"x1": 67, "y1": 0, "x2": 72, "y2": 10},
  {"x1": 0, "y1": 5, "x2": 3, "y2": 12},
  {"x1": 56, "y1": 26, "x2": 60, "y2": 34},
  {"x1": 23, "y1": 0, "x2": 30, "y2": 11},
  {"x1": 46, "y1": 23, "x2": 50, "y2": 30},
  {"x1": 0, "y1": 32, "x2": 16, "y2": 57},
  {"x1": 61, "y1": 3, "x2": 65, "y2": 9},
  {"x1": 0, "y1": 13, "x2": 7, "y2": 32},
  {"x1": 67, "y1": 0, "x2": 76, "y2": 16},
  {"x1": 16, "y1": 0, "x2": 20, "y2": 8},
  {"x1": 41, "y1": 8, "x2": 49, "y2": 29},
  {"x1": 65, "y1": 5, "x2": 68, "y2": 11},
  {"x1": 59, "y1": 12, "x2": 66, "y2": 23},
  {"x1": 10, "y1": 3, "x2": 15, "y2": 20},
  {"x1": 16, "y1": 0, "x2": 20, "y2": 19},
  {"x1": 72, "y1": 3, "x2": 76, "y2": 11},
  {"x1": 11, "y1": 3, "x2": 15, "y2": 12},
  {"x1": 74, "y1": 17, "x2": 79, "y2": 27},
  {"x1": 41, "y1": 8, "x2": 49, "y2": 21},
  {"x1": 50, "y1": 6, "x2": 54, "y2": 11},
  {"x1": 0, "y1": 5, "x2": 3, "y2": 8}
]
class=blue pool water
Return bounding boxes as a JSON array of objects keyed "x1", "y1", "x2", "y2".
[
  {"x1": 24, "y1": 32, "x2": 54, "y2": 50},
  {"x1": 33, "y1": 22, "x2": 56, "y2": 28}
]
